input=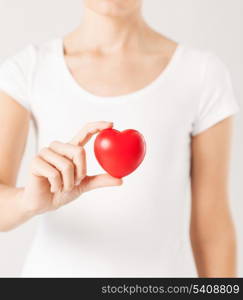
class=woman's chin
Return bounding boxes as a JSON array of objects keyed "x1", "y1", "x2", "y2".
[{"x1": 95, "y1": 2, "x2": 128, "y2": 17}]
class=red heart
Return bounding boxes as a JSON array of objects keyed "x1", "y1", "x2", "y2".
[{"x1": 94, "y1": 128, "x2": 146, "y2": 178}]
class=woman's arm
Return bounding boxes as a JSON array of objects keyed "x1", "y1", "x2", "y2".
[
  {"x1": 0, "y1": 91, "x2": 31, "y2": 230},
  {"x1": 190, "y1": 117, "x2": 237, "y2": 277}
]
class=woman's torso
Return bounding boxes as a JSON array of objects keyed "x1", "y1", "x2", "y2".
[{"x1": 20, "y1": 38, "x2": 206, "y2": 277}]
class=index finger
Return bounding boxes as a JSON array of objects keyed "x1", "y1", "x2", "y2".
[{"x1": 70, "y1": 121, "x2": 113, "y2": 146}]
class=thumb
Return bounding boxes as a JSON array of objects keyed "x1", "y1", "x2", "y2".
[{"x1": 81, "y1": 173, "x2": 123, "y2": 192}]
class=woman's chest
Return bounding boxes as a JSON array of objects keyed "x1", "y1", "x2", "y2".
[
  {"x1": 64, "y1": 52, "x2": 170, "y2": 98},
  {"x1": 31, "y1": 84, "x2": 196, "y2": 181},
  {"x1": 31, "y1": 86, "x2": 194, "y2": 147}
]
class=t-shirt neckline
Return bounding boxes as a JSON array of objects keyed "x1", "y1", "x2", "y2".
[{"x1": 55, "y1": 37, "x2": 184, "y2": 103}]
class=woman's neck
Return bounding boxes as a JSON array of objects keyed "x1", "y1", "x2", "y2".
[{"x1": 66, "y1": 7, "x2": 150, "y2": 54}]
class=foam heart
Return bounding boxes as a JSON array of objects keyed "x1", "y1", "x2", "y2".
[{"x1": 94, "y1": 128, "x2": 146, "y2": 178}]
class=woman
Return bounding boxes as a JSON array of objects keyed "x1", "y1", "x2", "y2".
[{"x1": 0, "y1": 0, "x2": 239, "y2": 277}]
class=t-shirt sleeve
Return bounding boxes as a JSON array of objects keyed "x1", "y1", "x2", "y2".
[
  {"x1": 0, "y1": 45, "x2": 36, "y2": 111},
  {"x1": 191, "y1": 53, "x2": 240, "y2": 136}
]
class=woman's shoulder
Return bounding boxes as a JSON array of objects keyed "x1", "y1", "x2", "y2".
[
  {"x1": 0, "y1": 38, "x2": 60, "y2": 110},
  {"x1": 153, "y1": 33, "x2": 227, "y2": 79},
  {"x1": 0, "y1": 37, "x2": 60, "y2": 69},
  {"x1": 179, "y1": 43, "x2": 228, "y2": 75},
  {"x1": 34, "y1": 37, "x2": 61, "y2": 58},
  {"x1": 176, "y1": 43, "x2": 232, "y2": 91}
]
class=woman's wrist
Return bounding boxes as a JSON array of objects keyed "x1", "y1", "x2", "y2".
[
  {"x1": 17, "y1": 188, "x2": 39, "y2": 220},
  {"x1": 0, "y1": 186, "x2": 38, "y2": 232}
]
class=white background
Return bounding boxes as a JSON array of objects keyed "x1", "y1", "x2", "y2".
[{"x1": 0, "y1": 0, "x2": 242, "y2": 277}]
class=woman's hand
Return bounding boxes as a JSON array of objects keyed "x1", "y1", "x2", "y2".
[{"x1": 22, "y1": 121, "x2": 123, "y2": 216}]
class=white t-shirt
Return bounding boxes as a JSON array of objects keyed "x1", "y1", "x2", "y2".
[{"x1": 0, "y1": 38, "x2": 239, "y2": 277}]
